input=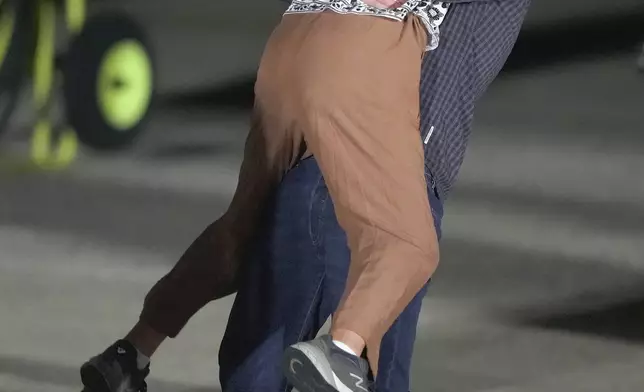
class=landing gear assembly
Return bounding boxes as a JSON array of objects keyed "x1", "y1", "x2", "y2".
[{"x1": 0, "y1": 0, "x2": 155, "y2": 169}]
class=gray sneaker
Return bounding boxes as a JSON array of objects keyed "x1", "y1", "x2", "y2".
[{"x1": 282, "y1": 335, "x2": 373, "y2": 392}]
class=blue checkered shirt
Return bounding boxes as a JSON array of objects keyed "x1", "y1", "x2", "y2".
[{"x1": 419, "y1": 0, "x2": 531, "y2": 199}]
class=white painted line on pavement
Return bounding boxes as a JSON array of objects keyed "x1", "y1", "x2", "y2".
[
  {"x1": 67, "y1": 156, "x2": 241, "y2": 197},
  {"x1": 3, "y1": 178, "x2": 642, "y2": 288},
  {"x1": 60, "y1": 133, "x2": 644, "y2": 216},
  {"x1": 459, "y1": 135, "x2": 644, "y2": 207},
  {"x1": 0, "y1": 226, "x2": 171, "y2": 284},
  {"x1": 444, "y1": 199, "x2": 644, "y2": 270}
]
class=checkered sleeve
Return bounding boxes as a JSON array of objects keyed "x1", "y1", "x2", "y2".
[
  {"x1": 418, "y1": 0, "x2": 531, "y2": 198},
  {"x1": 471, "y1": 0, "x2": 531, "y2": 97}
]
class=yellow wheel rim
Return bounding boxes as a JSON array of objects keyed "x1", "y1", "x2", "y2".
[{"x1": 97, "y1": 40, "x2": 152, "y2": 131}]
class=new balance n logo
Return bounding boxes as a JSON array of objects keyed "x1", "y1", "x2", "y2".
[{"x1": 350, "y1": 373, "x2": 369, "y2": 392}]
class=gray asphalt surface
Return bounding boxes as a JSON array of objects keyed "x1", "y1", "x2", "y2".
[{"x1": 1, "y1": 25, "x2": 644, "y2": 392}]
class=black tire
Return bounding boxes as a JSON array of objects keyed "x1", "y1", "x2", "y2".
[
  {"x1": 0, "y1": 0, "x2": 35, "y2": 139},
  {"x1": 63, "y1": 12, "x2": 155, "y2": 151}
]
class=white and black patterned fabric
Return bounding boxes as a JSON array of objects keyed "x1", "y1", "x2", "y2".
[{"x1": 285, "y1": 0, "x2": 451, "y2": 51}]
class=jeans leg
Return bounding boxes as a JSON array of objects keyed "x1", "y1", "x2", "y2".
[
  {"x1": 220, "y1": 157, "x2": 444, "y2": 392},
  {"x1": 374, "y1": 283, "x2": 429, "y2": 392},
  {"x1": 219, "y1": 158, "x2": 328, "y2": 392},
  {"x1": 318, "y1": 167, "x2": 444, "y2": 391}
]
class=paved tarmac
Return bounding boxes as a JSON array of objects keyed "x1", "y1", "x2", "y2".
[{"x1": 1, "y1": 18, "x2": 644, "y2": 392}]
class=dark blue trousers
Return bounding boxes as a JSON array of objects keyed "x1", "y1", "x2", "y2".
[{"x1": 219, "y1": 156, "x2": 443, "y2": 392}]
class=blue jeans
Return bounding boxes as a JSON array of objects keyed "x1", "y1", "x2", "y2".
[{"x1": 219, "y1": 156, "x2": 443, "y2": 392}]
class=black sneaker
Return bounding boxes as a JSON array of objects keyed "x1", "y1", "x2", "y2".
[
  {"x1": 282, "y1": 334, "x2": 373, "y2": 392},
  {"x1": 80, "y1": 339, "x2": 149, "y2": 392}
]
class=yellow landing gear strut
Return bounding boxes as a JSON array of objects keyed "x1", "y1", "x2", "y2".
[
  {"x1": 30, "y1": 0, "x2": 81, "y2": 170},
  {"x1": 0, "y1": 0, "x2": 154, "y2": 172}
]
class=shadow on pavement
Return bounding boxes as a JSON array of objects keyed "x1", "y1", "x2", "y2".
[
  {"x1": 145, "y1": 142, "x2": 233, "y2": 161},
  {"x1": 510, "y1": 288, "x2": 644, "y2": 345},
  {"x1": 504, "y1": 6, "x2": 644, "y2": 72},
  {"x1": 0, "y1": 353, "x2": 221, "y2": 392},
  {"x1": 162, "y1": 78, "x2": 256, "y2": 110}
]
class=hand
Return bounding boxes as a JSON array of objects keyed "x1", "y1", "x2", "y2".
[{"x1": 361, "y1": 0, "x2": 407, "y2": 9}]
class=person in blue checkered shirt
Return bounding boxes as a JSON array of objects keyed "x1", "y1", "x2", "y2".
[{"x1": 80, "y1": 1, "x2": 531, "y2": 392}]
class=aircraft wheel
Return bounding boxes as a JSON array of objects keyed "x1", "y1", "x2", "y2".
[{"x1": 63, "y1": 12, "x2": 154, "y2": 151}]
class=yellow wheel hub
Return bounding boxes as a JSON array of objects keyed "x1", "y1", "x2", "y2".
[{"x1": 97, "y1": 40, "x2": 152, "y2": 131}]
